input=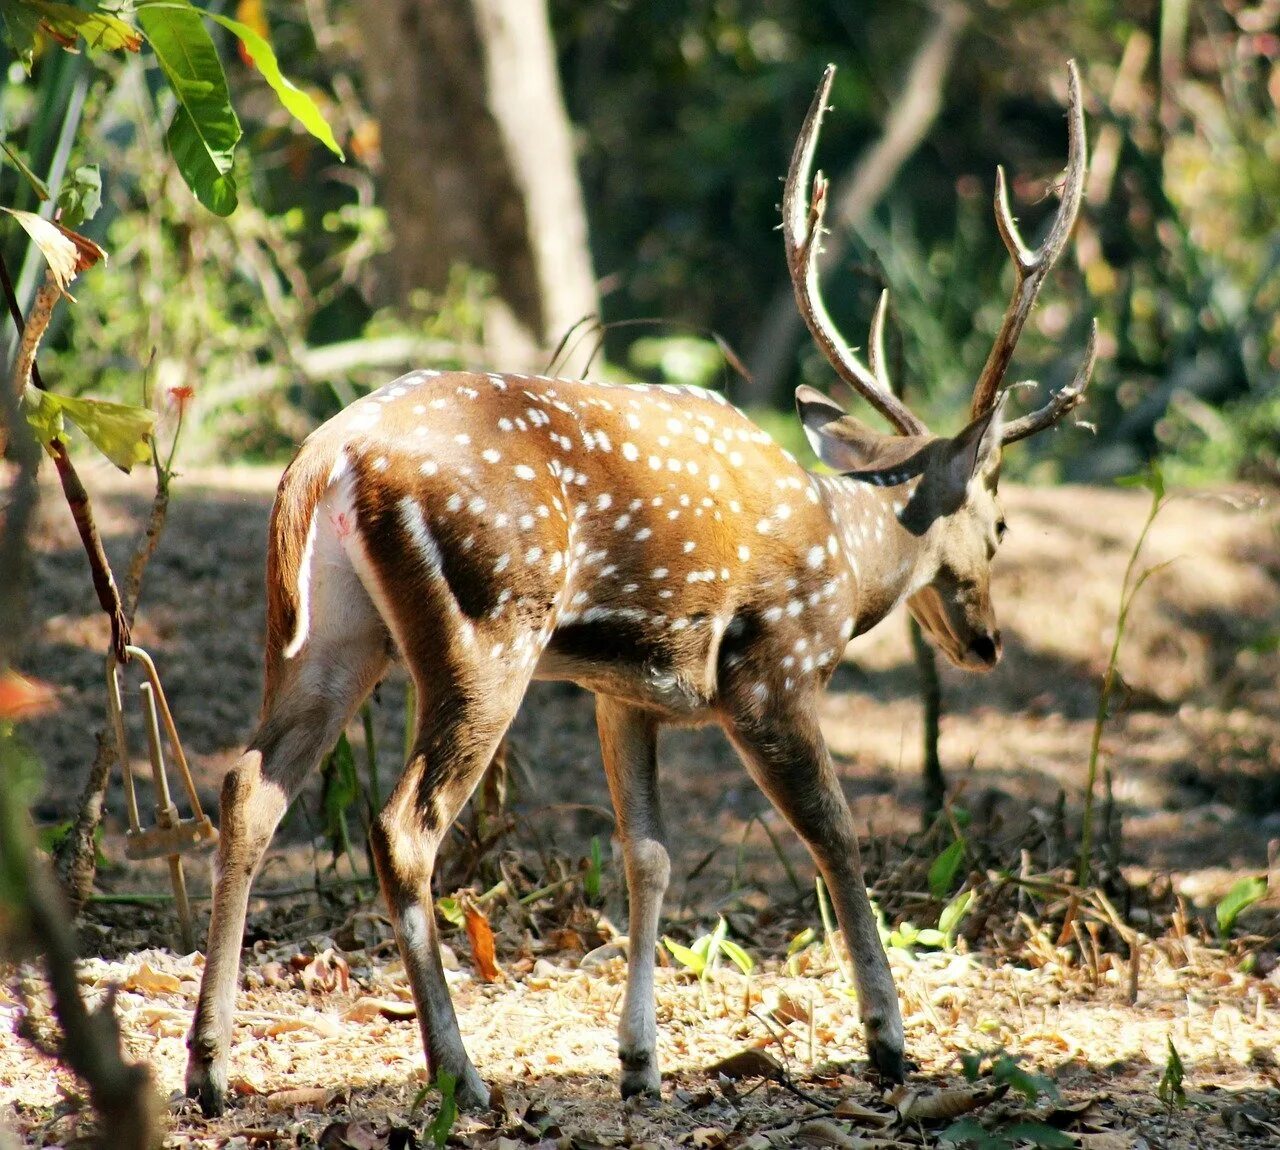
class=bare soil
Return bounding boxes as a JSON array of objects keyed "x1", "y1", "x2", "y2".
[{"x1": 3, "y1": 463, "x2": 1279, "y2": 1148}]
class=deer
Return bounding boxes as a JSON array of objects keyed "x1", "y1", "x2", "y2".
[{"x1": 186, "y1": 62, "x2": 1094, "y2": 1114}]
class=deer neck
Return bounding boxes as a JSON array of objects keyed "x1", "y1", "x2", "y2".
[{"x1": 816, "y1": 472, "x2": 931, "y2": 637}]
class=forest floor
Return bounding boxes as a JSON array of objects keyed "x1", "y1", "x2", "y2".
[{"x1": 3, "y1": 463, "x2": 1279, "y2": 1149}]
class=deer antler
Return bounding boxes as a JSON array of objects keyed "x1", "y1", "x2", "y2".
[
  {"x1": 968, "y1": 60, "x2": 1096, "y2": 443},
  {"x1": 784, "y1": 66, "x2": 928, "y2": 437}
]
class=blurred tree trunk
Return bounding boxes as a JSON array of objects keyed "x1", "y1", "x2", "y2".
[{"x1": 360, "y1": 0, "x2": 598, "y2": 367}]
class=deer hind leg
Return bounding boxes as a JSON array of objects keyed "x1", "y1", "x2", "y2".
[
  {"x1": 595, "y1": 696, "x2": 667, "y2": 1098},
  {"x1": 186, "y1": 576, "x2": 389, "y2": 1115},
  {"x1": 369, "y1": 658, "x2": 532, "y2": 1110},
  {"x1": 721, "y1": 687, "x2": 905, "y2": 1082}
]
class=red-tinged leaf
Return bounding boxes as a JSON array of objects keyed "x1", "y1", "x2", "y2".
[
  {"x1": 0, "y1": 670, "x2": 57, "y2": 720},
  {"x1": 463, "y1": 900, "x2": 503, "y2": 982}
]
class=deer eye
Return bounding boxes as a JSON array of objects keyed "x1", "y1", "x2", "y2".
[{"x1": 995, "y1": 518, "x2": 1008, "y2": 542}]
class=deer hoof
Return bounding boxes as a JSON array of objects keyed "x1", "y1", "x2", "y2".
[
  {"x1": 866, "y1": 1034, "x2": 906, "y2": 1083},
  {"x1": 619, "y1": 1049, "x2": 661, "y2": 1099},
  {"x1": 185, "y1": 1054, "x2": 228, "y2": 1117},
  {"x1": 455, "y1": 1067, "x2": 491, "y2": 1111}
]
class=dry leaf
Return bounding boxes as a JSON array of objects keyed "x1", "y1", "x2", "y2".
[
  {"x1": 299, "y1": 948, "x2": 351, "y2": 995},
  {"x1": 832, "y1": 1097, "x2": 893, "y2": 1126},
  {"x1": 317, "y1": 1119, "x2": 383, "y2": 1148},
  {"x1": 767, "y1": 989, "x2": 811, "y2": 1025},
  {"x1": 1077, "y1": 1134, "x2": 1140, "y2": 1150},
  {"x1": 792, "y1": 1118, "x2": 867, "y2": 1148},
  {"x1": 265, "y1": 1085, "x2": 336, "y2": 1111},
  {"x1": 707, "y1": 1048, "x2": 782, "y2": 1081},
  {"x1": 123, "y1": 962, "x2": 182, "y2": 995},
  {"x1": 342, "y1": 996, "x2": 417, "y2": 1023},
  {"x1": 463, "y1": 900, "x2": 504, "y2": 982},
  {"x1": 687, "y1": 1127, "x2": 726, "y2": 1148},
  {"x1": 888, "y1": 1083, "x2": 1006, "y2": 1122},
  {"x1": 0, "y1": 209, "x2": 105, "y2": 296}
]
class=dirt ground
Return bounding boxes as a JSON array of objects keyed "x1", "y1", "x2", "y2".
[{"x1": 3, "y1": 462, "x2": 1279, "y2": 1148}]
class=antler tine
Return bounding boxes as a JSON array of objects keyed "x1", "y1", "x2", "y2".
[
  {"x1": 867, "y1": 289, "x2": 892, "y2": 392},
  {"x1": 1001, "y1": 318, "x2": 1097, "y2": 444},
  {"x1": 971, "y1": 59, "x2": 1089, "y2": 420},
  {"x1": 784, "y1": 66, "x2": 928, "y2": 436}
]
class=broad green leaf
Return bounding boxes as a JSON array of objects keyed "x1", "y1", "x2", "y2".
[
  {"x1": 1216, "y1": 875, "x2": 1267, "y2": 939},
  {"x1": 1157, "y1": 1037, "x2": 1186, "y2": 1107},
  {"x1": 1004, "y1": 1121, "x2": 1076, "y2": 1149},
  {"x1": 208, "y1": 12, "x2": 344, "y2": 158},
  {"x1": 992, "y1": 1055, "x2": 1059, "y2": 1103},
  {"x1": 48, "y1": 393, "x2": 155, "y2": 471},
  {"x1": 424, "y1": 1069, "x2": 458, "y2": 1149},
  {"x1": 913, "y1": 928, "x2": 947, "y2": 949},
  {"x1": 56, "y1": 164, "x2": 102, "y2": 227},
  {"x1": 23, "y1": 0, "x2": 142, "y2": 53},
  {"x1": 719, "y1": 938, "x2": 755, "y2": 975},
  {"x1": 938, "y1": 1117, "x2": 987, "y2": 1145},
  {"x1": 663, "y1": 935, "x2": 706, "y2": 976},
  {"x1": 0, "y1": 0, "x2": 40, "y2": 70},
  {"x1": 928, "y1": 838, "x2": 966, "y2": 898},
  {"x1": 24, "y1": 386, "x2": 154, "y2": 472},
  {"x1": 938, "y1": 889, "x2": 974, "y2": 940},
  {"x1": 137, "y1": 0, "x2": 241, "y2": 215}
]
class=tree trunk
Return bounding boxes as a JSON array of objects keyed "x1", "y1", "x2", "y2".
[{"x1": 360, "y1": 0, "x2": 598, "y2": 368}]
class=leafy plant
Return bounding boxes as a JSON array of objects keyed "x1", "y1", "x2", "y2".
[
  {"x1": 1157, "y1": 1038, "x2": 1186, "y2": 1111},
  {"x1": 1215, "y1": 876, "x2": 1267, "y2": 941},
  {"x1": 664, "y1": 916, "x2": 754, "y2": 987},
  {"x1": 1080, "y1": 462, "x2": 1173, "y2": 886},
  {"x1": 319, "y1": 732, "x2": 359, "y2": 868},
  {"x1": 929, "y1": 837, "x2": 968, "y2": 898},
  {"x1": 886, "y1": 889, "x2": 974, "y2": 953},
  {"x1": 943, "y1": 1050, "x2": 1068, "y2": 1150},
  {"x1": 583, "y1": 834, "x2": 604, "y2": 904},
  {"x1": 412, "y1": 1070, "x2": 458, "y2": 1149}
]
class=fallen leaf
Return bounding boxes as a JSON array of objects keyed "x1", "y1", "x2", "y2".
[
  {"x1": 463, "y1": 900, "x2": 504, "y2": 982},
  {"x1": 887, "y1": 1082, "x2": 1007, "y2": 1122},
  {"x1": 265, "y1": 1086, "x2": 336, "y2": 1111},
  {"x1": 707, "y1": 1048, "x2": 782, "y2": 1081},
  {"x1": 317, "y1": 1119, "x2": 385, "y2": 1148},
  {"x1": 792, "y1": 1118, "x2": 867, "y2": 1147},
  {"x1": 299, "y1": 948, "x2": 351, "y2": 995},
  {"x1": 343, "y1": 996, "x2": 417, "y2": 1023},
  {"x1": 832, "y1": 1097, "x2": 893, "y2": 1125},
  {"x1": 123, "y1": 962, "x2": 182, "y2": 995}
]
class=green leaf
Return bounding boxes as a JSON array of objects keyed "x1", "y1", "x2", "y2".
[
  {"x1": 424, "y1": 1069, "x2": 457, "y2": 1148},
  {"x1": 22, "y1": 0, "x2": 142, "y2": 53},
  {"x1": 435, "y1": 896, "x2": 464, "y2": 927},
  {"x1": 928, "y1": 838, "x2": 966, "y2": 898},
  {"x1": 1003, "y1": 1121, "x2": 1075, "y2": 1148},
  {"x1": 938, "y1": 1117, "x2": 989, "y2": 1146},
  {"x1": 584, "y1": 835, "x2": 602, "y2": 903},
  {"x1": 1116, "y1": 460, "x2": 1165, "y2": 503},
  {"x1": 22, "y1": 385, "x2": 66, "y2": 446},
  {"x1": 56, "y1": 164, "x2": 102, "y2": 227},
  {"x1": 959, "y1": 1050, "x2": 985, "y2": 1082},
  {"x1": 50, "y1": 393, "x2": 155, "y2": 471},
  {"x1": 320, "y1": 733, "x2": 358, "y2": 858},
  {"x1": 207, "y1": 12, "x2": 344, "y2": 159},
  {"x1": 786, "y1": 926, "x2": 816, "y2": 957},
  {"x1": 0, "y1": 0, "x2": 40, "y2": 70},
  {"x1": 663, "y1": 935, "x2": 706, "y2": 976},
  {"x1": 719, "y1": 938, "x2": 755, "y2": 975},
  {"x1": 137, "y1": 0, "x2": 242, "y2": 215},
  {"x1": 938, "y1": 889, "x2": 974, "y2": 940},
  {"x1": 1157, "y1": 1037, "x2": 1186, "y2": 1108},
  {"x1": 1216, "y1": 875, "x2": 1267, "y2": 939},
  {"x1": 991, "y1": 1055, "x2": 1059, "y2": 1104},
  {"x1": 1, "y1": 139, "x2": 50, "y2": 200}
]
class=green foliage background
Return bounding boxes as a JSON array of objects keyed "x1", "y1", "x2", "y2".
[{"x1": 1, "y1": 0, "x2": 1275, "y2": 483}]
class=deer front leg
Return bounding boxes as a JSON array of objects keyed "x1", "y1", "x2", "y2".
[
  {"x1": 595, "y1": 696, "x2": 668, "y2": 1099},
  {"x1": 723, "y1": 692, "x2": 905, "y2": 1081}
]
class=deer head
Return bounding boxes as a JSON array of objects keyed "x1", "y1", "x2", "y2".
[{"x1": 784, "y1": 61, "x2": 1096, "y2": 671}]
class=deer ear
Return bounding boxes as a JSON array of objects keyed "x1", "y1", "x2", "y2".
[
  {"x1": 940, "y1": 393, "x2": 1006, "y2": 505},
  {"x1": 796, "y1": 385, "x2": 928, "y2": 474}
]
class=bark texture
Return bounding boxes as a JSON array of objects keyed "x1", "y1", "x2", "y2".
[{"x1": 361, "y1": 0, "x2": 598, "y2": 366}]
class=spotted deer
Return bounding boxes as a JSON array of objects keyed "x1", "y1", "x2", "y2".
[{"x1": 187, "y1": 63, "x2": 1094, "y2": 1113}]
